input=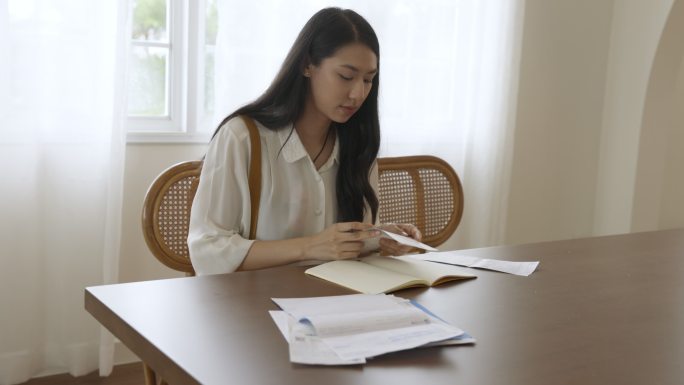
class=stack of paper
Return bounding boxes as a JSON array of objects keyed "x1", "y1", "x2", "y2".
[{"x1": 270, "y1": 294, "x2": 474, "y2": 365}]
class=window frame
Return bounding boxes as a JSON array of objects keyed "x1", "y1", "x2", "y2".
[{"x1": 126, "y1": 0, "x2": 212, "y2": 143}]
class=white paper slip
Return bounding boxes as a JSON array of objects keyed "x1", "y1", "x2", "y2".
[
  {"x1": 409, "y1": 251, "x2": 539, "y2": 276},
  {"x1": 375, "y1": 228, "x2": 438, "y2": 252},
  {"x1": 361, "y1": 228, "x2": 438, "y2": 252}
]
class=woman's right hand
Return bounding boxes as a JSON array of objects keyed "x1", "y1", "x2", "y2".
[{"x1": 303, "y1": 222, "x2": 380, "y2": 261}]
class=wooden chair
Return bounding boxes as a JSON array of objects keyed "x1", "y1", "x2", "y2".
[
  {"x1": 140, "y1": 161, "x2": 201, "y2": 385},
  {"x1": 140, "y1": 155, "x2": 463, "y2": 384},
  {"x1": 376, "y1": 156, "x2": 464, "y2": 247},
  {"x1": 142, "y1": 160, "x2": 202, "y2": 275},
  {"x1": 142, "y1": 155, "x2": 464, "y2": 275}
]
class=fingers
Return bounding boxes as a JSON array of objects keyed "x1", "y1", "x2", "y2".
[
  {"x1": 379, "y1": 238, "x2": 411, "y2": 256},
  {"x1": 335, "y1": 251, "x2": 363, "y2": 260},
  {"x1": 309, "y1": 223, "x2": 379, "y2": 261},
  {"x1": 338, "y1": 241, "x2": 364, "y2": 252},
  {"x1": 318, "y1": 222, "x2": 422, "y2": 259},
  {"x1": 315, "y1": 222, "x2": 421, "y2": 259},
  {"x1": 330, "y1": 241, "x2": 365, "y2": 260},
  {"x1": 380, "y1": 223, "x2": 421, "y2": 240},
  {"x1": 336, "y1": 221, "x2": 374, "y2": 233},
  {"x1": 379, "y1": 223, "x2": 406, "y2": 236},
  {"x1": 396, "y1": 223, "x2": 422, "y2": 241},
  {"x1": 379, "y1": 223, "x2": 420, "y2": 255},
  {"x1": 334, "y1": 222, "x2": 380, "y2": 241}
]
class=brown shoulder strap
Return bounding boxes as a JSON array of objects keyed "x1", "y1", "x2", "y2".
[{"x1": 240, "y1": 115, "x2": 262, "y2": 240}]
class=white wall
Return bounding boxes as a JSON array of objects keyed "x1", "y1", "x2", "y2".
[
  {"x1": 660, "y1": 54, "x2": 684, "y2": 228},
  {"x1": 633, "y1": 0, "x2": 684, "y2": 231},
  {"x1": 659, "y1": 52, "x2": 684, "y2": 229},
  {"x1": 593, "y1": 0, "x2": 675, "y2": 235},
  {"x1": 505, "y1": 0, "x2": 614, "y2": 244},
  {"x1": 503, "y1": 0, "x2": 682, "y2": 245}
]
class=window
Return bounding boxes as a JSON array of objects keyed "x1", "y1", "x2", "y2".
[
  {"x1": 126, "y1": 0, "x2": 217, "y2": 142},
  {"x1": 125, "y1": 0, "x2": 518, "y2": 151}
]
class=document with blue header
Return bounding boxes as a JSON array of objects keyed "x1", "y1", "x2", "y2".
[{"x1": 270, "y1": 294, "x2": 474, "y2": 365}]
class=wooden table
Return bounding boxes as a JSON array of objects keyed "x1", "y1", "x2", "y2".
[{"x1": 85, "y1": 229, "x2": 684, "y2": 385}]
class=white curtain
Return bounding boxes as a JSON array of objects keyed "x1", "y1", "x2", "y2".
[
  {"x1": 0, "y1": 0, "x2": 521, "y2": 382},
  {"x1": 214, "y1": 0, "x2": 524, "y2": 249},
  {"x1": 0, "y1": 0, "x2": 128, "y2": 383}
]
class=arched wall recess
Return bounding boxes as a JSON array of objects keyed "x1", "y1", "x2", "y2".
[{"x1": 632, "y1": 0, "x2": 684, "y2": 231}]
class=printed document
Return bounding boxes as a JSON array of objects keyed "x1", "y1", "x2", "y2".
[{"x1": 271, "y1": 294, "x2": 471, "y2": 364}]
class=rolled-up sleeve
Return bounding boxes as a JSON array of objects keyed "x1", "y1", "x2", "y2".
[{"x1": 188, "y1": 119, "x2": 255, "y2": 275}]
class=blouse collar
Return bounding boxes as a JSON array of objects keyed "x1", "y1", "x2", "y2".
[{"x1": 278, "y1": 124, "x2": 339, "y2": 166}]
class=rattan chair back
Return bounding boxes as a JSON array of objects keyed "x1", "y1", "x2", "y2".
[
  {"x1": 141, "y1": 160, "x2": 202, "y2": 274},
  {"x1": 142, "y1": 155, "x2": 463, "y2": 274},
  {"x1": 377, "y1": 156, "x2": 463, "y2": 247}
]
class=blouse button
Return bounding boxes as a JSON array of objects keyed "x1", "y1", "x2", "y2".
[{"x1": 314, "y1": 208, "x2": 322, "y2": 216}]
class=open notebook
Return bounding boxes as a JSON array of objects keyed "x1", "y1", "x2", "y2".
[{"x1": 305, "y1": 256, "x2": 476, "y2": 294}]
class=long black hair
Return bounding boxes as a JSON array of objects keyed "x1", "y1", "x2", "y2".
[{"x1": 212, "y1": 7, "x2": 380, "y2": 223}]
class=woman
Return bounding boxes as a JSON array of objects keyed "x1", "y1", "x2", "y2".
[{"x1": 188, "y1": 7, "x2": 421, "y2": 275}]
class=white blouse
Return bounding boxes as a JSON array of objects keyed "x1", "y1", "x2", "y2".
[{"x1": 188, "y1": 116, "x2": 378, "y2": 275}]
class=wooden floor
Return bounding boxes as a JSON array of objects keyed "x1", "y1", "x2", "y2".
[{"x1": 18, "y1": 363, "x2": 144, "y2": 385}]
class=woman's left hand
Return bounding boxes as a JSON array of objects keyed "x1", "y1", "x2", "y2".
[{"x1": 377, "y1": 223, "x2": 422, "y2": 256}]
